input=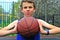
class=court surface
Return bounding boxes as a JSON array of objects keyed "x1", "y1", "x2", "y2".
[{"x1": 0, "y1": 36, "x2": 60, "y2": 40}]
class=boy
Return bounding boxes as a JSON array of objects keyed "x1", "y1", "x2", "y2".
[{"x1": 0, "y1": 0, "x2": 60, "y2": 40}]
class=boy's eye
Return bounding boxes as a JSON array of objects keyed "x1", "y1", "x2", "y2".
[
  {"x1": 24, "y1": 7, "x2": 27, "y2": 9},
  {"x1": 23, "y1": 6, "x2": 33, "y2": 9},
  {"x1": 29, "y1": 6, "x2": 32, "y2": 9}
]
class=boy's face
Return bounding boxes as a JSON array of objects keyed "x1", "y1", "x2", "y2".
[{"x1": 21, "y1": 2, "x2": 35, "y2": 16}]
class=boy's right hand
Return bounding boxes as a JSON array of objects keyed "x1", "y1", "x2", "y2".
[{"x1": 11, "y1": 26, "x2": 17, "y2": 34}]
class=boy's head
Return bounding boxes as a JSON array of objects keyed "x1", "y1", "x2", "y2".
[
  {"x1": 20, "y1": 0, "x2": 36, "y2": 9},
  {"x1": 20, "y1": 0, "x2": 36, "y2": 16}
]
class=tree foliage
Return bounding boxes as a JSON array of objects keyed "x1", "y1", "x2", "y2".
[{"x1": 0, "y1": 6, "x2": 4, "y2": 14}]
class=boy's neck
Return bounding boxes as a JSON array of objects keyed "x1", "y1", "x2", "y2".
[{"x1": 24, "y1": 15, "x2": 33, "y2": 17}]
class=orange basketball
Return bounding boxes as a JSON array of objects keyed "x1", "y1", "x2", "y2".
[{"x1": 17, "y1": 17, "x2": 40, "y2": 38}]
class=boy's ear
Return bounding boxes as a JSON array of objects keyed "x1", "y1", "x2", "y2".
[
  {"x1": 33, "y1": 9, "x2": 36, "y2": 13},
  {"x1": 20, "y1": 9, "x2": 23, "y2": 13}
]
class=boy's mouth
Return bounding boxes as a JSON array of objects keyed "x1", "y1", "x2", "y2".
[{"x1": 26, "y1": 11, "x2": 31, "y2": 15}]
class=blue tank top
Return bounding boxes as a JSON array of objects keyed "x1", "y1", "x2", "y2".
[{"x1": 16, "y1": 32, "x2": 40, "y2": 40}]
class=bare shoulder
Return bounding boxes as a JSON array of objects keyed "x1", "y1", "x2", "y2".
[
  {"x1": 13, "y1": 20, "x2": 18, "y2": 26},
  {"x1": 36, "y1": 19, "x2": 43, "y2": 25},
  {"x1": 13, "y1": 20, "x2": 18, "y2": 23},
  {"x1": 11, "y1": 20, "x2": 18, "y2": 25},
  {"x1": 36, "y1": 19, "x2": 47, "y2": 25},
  {"x1": 37, "y1": 19, "x2": 44, "y2": 22}
]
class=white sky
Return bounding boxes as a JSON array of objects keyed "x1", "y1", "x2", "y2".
[
  {"x1": 0, "y1": 0, "x2": 18, "y2": 12},
  {"x1": 0, "y1": 0, "x2": 18, "y2": 2}
]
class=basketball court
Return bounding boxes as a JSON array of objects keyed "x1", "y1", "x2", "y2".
[
  {"x1": 0, "y1": 36, "x2": 16, "y2": 40},
  {"x1": 0, "y1": 36, "x2": 60, "y2": 40}
]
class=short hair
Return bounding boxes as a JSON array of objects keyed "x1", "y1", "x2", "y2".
[{"x1": 20, "y1": 0, "x2": 36, "y2": 9}]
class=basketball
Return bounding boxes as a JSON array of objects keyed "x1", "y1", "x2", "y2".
[{"x1": 17, "y1": 17, "x2": 40, "y2": 38}]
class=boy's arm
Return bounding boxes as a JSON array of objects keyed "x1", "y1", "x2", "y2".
[
  {"x1": 37, "y1": 19, "x2": 58, "y2": 29},
  {"x1": 40, "y1": 26, "x2": 60, "y2": 34},
  {"x1": 0, "y1": 20, "x2": 18, "y2": 36},
  {"x1": 0, "y1": 30, "x2": 13, "y2": 36},
  {"x1": 0, "y1": 26, "x2": 17, "y2": 36},
  {"x1": 1, "y1": 20, "x2": 18, "y2": 30},
  {"x1": 37, "y1": 19, "x2": 60, "y2": 34}
]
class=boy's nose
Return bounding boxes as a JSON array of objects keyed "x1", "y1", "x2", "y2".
[
  {"x1": 26, "y1": 8, "x2": 30, "y2": 11},
  {"x1": 27, "y1": 10, "x2": 30, "y2": 11}
]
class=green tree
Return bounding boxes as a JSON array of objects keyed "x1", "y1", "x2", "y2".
[
  {"x1": 13, "y1": 0, "x2": 22, "y2": 19},
  {"x1": 0, "y1": 6, "x2": 4, "y2": 14},
  {"x1": 0, "y1": 6, "x2": 5, "y2": 27}
]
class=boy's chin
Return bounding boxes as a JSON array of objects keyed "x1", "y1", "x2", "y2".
[{"x1": 25, "y1": 15, "x2": 32, "y2": 17}]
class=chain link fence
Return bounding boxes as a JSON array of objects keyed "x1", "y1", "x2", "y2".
[
  {"x1": 33, "y1": 0, "x2": 60, "y2": 27},
  {"x1": 0, "y1": 0, "x2": 60, "y2": 37}
]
